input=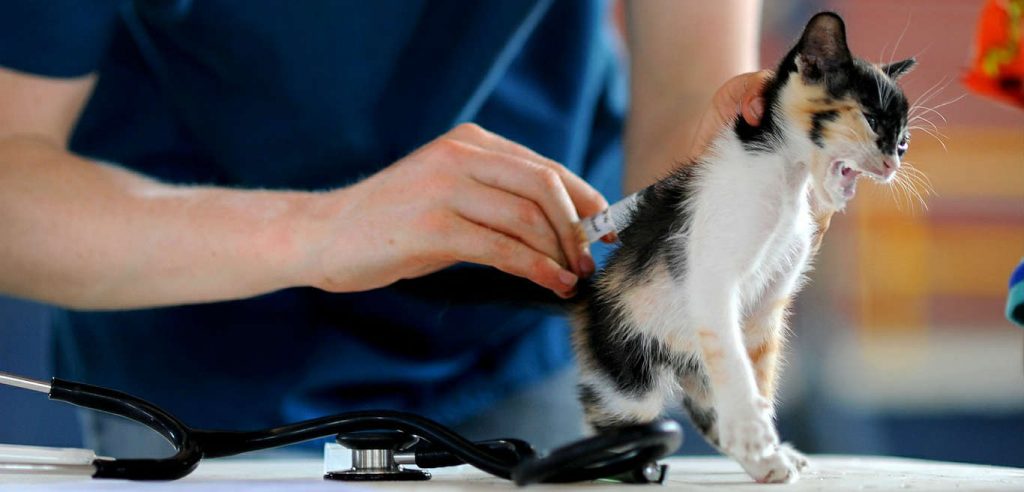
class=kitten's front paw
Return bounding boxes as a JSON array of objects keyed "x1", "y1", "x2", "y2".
[
  {"x1": 737, "y1": 443, "x2": 808, "y2": 483},
  {"x1": 779, "y1": 442, "x2": 810, "y2": 472},
  {"x1": 717, "y1": 397, "x2": 779, "y2": 462}
]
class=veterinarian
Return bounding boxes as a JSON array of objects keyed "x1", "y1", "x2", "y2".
[{"x1": 0, "y1": 1, "x2": 767, "y2": 455}]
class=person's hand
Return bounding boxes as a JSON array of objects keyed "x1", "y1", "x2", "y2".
[
  {"x1": 688, "y1": 70, "x2": 773, "y2": 160},
  {"x1": 300, "y1": 123, "x2": 609, "y2": 298}
]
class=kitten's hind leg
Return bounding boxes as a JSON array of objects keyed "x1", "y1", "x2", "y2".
[
  {"x1": 576, "y1": 363, "x2": 675, "y2": 432},
  {"x1": 572, "y1": 288, "x2": 676, "y2": 431}
]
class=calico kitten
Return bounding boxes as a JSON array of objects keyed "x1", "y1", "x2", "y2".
[
  {"x1": 395, "y1": 10, "x2": 917, "y2": 485},
  {"x1": 571, "y1": 12, "x2": 915, "y2": 484}
]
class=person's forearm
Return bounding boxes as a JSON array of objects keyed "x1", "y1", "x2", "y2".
[
  {"x1": 0, "y1": 135, "x2": 318, "y2": 309},
  {"x1": 624, "y1": 0, "x2": 761, "y2": 193}
]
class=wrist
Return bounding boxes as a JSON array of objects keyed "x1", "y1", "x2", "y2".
[
  {"x1": 268, "y1": 187, "x2": 358, "y2": 292},
  {"x1": 252, "y1": 190, "x2": 332, "y2": 291}
]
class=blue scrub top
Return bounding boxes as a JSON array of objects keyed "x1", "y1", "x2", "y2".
[{"x1": 0, "y1": 0, "x2": 626, "y2": 431}]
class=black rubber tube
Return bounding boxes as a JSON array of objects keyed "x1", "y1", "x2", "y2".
[
  {"x1": 48, "y1": 378, "x2": 202, "y2": 480},
  {"x1": 48, "y1": 378, "x2": 683, "y2": 484},
  {"x1": 193, "y1": 410, "x2": 522, "y2": 479}
]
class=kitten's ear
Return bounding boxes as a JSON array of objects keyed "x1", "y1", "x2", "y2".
[
  {"x1": 795, "y1": 12, "x2": 852, "y2": 80},
  {"x1": 881, "y1": 58, "x2": 916, "y2": 80}
]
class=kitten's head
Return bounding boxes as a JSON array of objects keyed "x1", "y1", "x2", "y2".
[{"x1": 767, "y1": 12, "x2": 915, "y2": 211}]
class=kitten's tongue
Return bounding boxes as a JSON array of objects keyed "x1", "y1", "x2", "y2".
[{"x1": 840, "y1": 165, "x2": 861, "y2": 198}]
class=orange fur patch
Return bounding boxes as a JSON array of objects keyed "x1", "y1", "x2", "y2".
[
  {"x1": 812, "y1": 211, "x2": 834, "y2": 252},
  {"x1": 781, "y1": 75, "x2": 870, "y2": 146},
  {"x1": 743, "y1": 297, "x2": 792, "y2": 341},
  {"x1": 747, "y1": 337, "x2": 781, "y2": 400},
  {"x1": 697, "y1": 329, "x2": 725, "y2": 374}
]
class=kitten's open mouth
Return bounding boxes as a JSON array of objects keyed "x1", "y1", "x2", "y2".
[{"x1": 830, "y1": 160, "x2": 862, "y2": 200}]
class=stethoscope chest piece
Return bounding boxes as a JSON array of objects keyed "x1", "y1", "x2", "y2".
[{"x1": 324, "y1": 430, "x2": 430, "y2": 481}]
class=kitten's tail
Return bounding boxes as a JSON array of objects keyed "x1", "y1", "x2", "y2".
[{"x1": 390, "y1": 267, "x2": 590, "y2": 312}]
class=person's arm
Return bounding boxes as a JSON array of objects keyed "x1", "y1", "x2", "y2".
[
  {"x1": 624, "y1": 0, "x2": 764, "y2": 193},
  {"x1": 0, "y1": 68, "x2": 605, "y2": 309}
]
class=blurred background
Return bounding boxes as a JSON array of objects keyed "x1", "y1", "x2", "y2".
[{"x1": 2, "y1": 0, "x2": 1021, "y2": 467}]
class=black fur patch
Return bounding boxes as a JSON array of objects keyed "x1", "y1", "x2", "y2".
[
  {"x1": 809, "y1": 110, "x2": 839, "y2": 147},
  {"x1": 682, "y1": 395, "x2": 718, "y2": 440},
  {"x1": 734, "y1": 70, "x2": 789, "y2": 153},
  {"x1": 850, "y1": 60, "x2": 910, "y2": 155},
  {"x1": 610, "y1": 165, "x2": 700, "y2": 285},
  {"x1": 580, "y1": 294, "x2": 672, "y2": 395},
  {"x1": 578, "y1": 383, "x2": 601, "y2": 408}
]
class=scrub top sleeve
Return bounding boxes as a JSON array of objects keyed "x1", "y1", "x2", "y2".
[{"x1": 0, "y1": 0, "x2": 121, "y2": 78}]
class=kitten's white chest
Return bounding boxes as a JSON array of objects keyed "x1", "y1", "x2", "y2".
[{"x1": 687, "y1": 135, "x2": 815, "y2": 315}]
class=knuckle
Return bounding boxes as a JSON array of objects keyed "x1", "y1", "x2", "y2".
[
  {"x1": 534, "y1": 167, "x2": 562, "y2": 191},
  {"x1": 517, "y1": 202, "x2": 545, "y2": 228},
  {"x1": 432, "y1": 137, "x2": 470, "y2": 159},
  {"x1": 490, "y1": 234, "x2": 515, "y2": 257},
  {"x1": 453, "y1": 122, "x2": 486, "y2": 138}
]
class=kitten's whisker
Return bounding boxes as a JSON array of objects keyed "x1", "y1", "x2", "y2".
[
  {"x1": 889, "y1": 176, "x2": 907, "y2": 211},
  {"x1": 901, "y1": 162, "x2": 936, "y2": 196},
  {"x1": 910, "y1": 100, "x2": 957, "y2": 129},
  {"x1": 909, "y1": 126, "x2": 948, "y2": 151},
  {"x1": 888, "y1": 14, "x2": 911, "y2": 73},
  {"x1": 904, "y1": 179, "x2": 929, "y2": 211},
  {"x1": 909, "y1": 124, "x2": 948, "y2": 142},
  {"x1": 913, "y1": 75, "x2": 951, "y2": 106},
  {"x1": 919, "y1": 93, "x2": 968, "y2": 114},
  {"x1": 909, "y1": 120, "x2": 943, "y2": 138},
  {"x1": 909, "y1": 124, "x2": 948, "y2": 141},
  {"x1": 909, "y1": 106, "x2": 948, "y2": 124},
  {"x1": 875, "y1": 42, "x2": 888, "y2": 104},
  {"x1": 896, "y1": 165, "x2": 932, "y2": 209},
  {"x1": 893, "y1": 173, "x2": 928, "y2": 213},
  {"x1": 910, "y1": 76, "x2": 952, "y2": 118},
  {"x1": 888, "y1": 174, "x2": 913, "y2": 210}
]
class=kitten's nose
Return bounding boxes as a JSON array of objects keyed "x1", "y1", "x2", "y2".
[{"x1": 877, "y1": 156, "x2": 900, "y2": 180}]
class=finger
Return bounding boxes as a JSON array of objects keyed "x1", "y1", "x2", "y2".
[
  {"x1": 716, "y1": 72, "x2": 755, "y2": 119},
  {"x1": 449, "y1": 216, "x2": 578, "y2": 297},
  {"x1": 450, "y1": 181, "x2": 567, "y2": 269},
  {"x1": 741, "y1": 70, "x2": 773, "y2": 126},
  {"x1": 449, "y1": 123, "x2": 610, "y2": 219},
  {"x1": 463, "y1": 144, "x2": 595, "y2": 277}
]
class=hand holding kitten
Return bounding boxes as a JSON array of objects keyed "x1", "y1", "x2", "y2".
[{"x1": 688, "y1": 69, "x2": 774, "y2": 160}]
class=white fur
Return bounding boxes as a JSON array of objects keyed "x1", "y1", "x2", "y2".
[
  {"x1": 682, "y1": 129, "x2": 815, "y2": 473},
  {"x1": 594, "y1": 125, "x2": 819, "y2": 480},
  {"x1": 579, "y1": 365, "x2": 677, "y2": 427}
]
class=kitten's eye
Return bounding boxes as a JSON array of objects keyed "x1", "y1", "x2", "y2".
[
  {"x1": 864, "y1": 114, "x2": 879, "y2": 132},
  {"x1": 897, "y1": 135, "x2": 909, "y2": 157}
]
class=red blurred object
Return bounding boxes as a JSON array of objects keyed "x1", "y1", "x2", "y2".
[{"x1": 964, "y1": 0, "x2": 1024, "y2": 109}]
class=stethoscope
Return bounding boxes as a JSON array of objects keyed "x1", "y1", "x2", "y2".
[{"x1": 0, "y1": 370, "x2": 681, "y2": 485}]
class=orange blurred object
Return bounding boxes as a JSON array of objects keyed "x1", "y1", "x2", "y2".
[{"x1": 964, "y1": 0, "x2": 1024, "y2": 109}]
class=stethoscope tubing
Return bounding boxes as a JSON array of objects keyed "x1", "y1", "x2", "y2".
[{"x1": 0, "y1": 371, "x2": 682, "y2": 483}]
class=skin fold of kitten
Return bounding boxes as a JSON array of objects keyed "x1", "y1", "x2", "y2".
[{"x1": 395, "y1": 11, "x2": 917, "y2": 485}]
